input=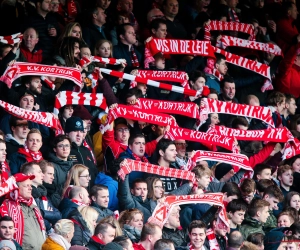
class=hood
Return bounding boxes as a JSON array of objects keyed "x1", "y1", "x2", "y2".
[
  {"x1": 48, "y1": 153, "x2": 73, "y2": 168},
  {"x1": 242, "y1": 217, "x2": 262, "y2": 227},
  {"x1": 5, "y1": 134, "x2": 23, "y2": 145},
  {"x1": 95, "y1": 173, "x2": 117, "y2": 186}
]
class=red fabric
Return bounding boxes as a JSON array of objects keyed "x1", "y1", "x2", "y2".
[
  {"x1": 83, "y1": 140, "x2": 96, "y2": 165},
  {"x1": 131, "y1": 46, "x2": 140, "y2": 68},
  {"x1": 228, "y1": 8, "x2": 240, "y2": 22},
  {"x1": 41, "y1": 76, "x2": 55, "y2": 90},
  {"x1": 135, "y1": 70, "x2": 187, "y2": 83},
  {"x1": 276, "y1": 43, "x2": 300, "y2": 98},
  {"x1": 276, "y1": 17, "x2": 299, "y2": 55},
  {"x1": 20, "y1": 44, "x2": 43, "y2": 63},
  {"x1": 71, "y1": 199, "x2": 87, "y2": 206},
  {"x1": 133, "y1": 243, "x2": 146, "y2": 250},
  {"x1": 79, "y1": 56, "x2": 126, "y2": 67},
  {"x1": 0, "y1": 33, "x2": 23, "y2": 44},
  {"x1": 18, "y1": 147, "x2": 43, "y2": 162},
  {"x1": 204, "y1": 58, "x2": 224, "y2": 81},
  {"x1": 1, "y1": 162, "x2": 10, "y2": 182},
  {"x1": 248, "y1": 142, "x2": 276, "y2": 168},
  {"x1": 67, "y1": 0, "x2": 77, "y2": 19},
  {"x1": 206, "y1": 228, "x2": 220, "y2": 250},
  {"x1": 91, "y1": 235, "x2": 105, "y2": 245}
]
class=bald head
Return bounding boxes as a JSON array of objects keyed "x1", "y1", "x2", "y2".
[
  {"x1": 228, "y1": 231, "x2": 244, "y2": 248},
  {"x1": 246, "y1": 95, "x2": 260, "y2": 106}
]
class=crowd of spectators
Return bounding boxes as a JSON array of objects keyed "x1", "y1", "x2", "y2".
[{"x1": 0, "y1": 0, "x2": 299, "y2": 249}]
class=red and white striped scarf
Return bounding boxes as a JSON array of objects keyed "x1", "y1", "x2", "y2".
[
  {"x1": 87, "y1": 69, "x2": 100, "y2": 93},
  {"x1": 54, "y1": 91, "x2": 108, "y2": 115},
  {"x1": 79, "y1": 56, "x2": 126, "y2": 67},
  {"x1": 0, "y1": 99, "x2": 63, "y2": 135},
  {"x1": 216, "y1": 35, "x2": 283, "y2": 56},
  {"x1": 71, "y1": 199, "x2": 87, "y2": 206},
  {"x1": 0, "y1": 33, "x2": 23, "y2": 45},
  {"x1": 206, "y1": 228, "x2": 221, "y2": 250},
  {"x1": 18, "y1": 146, "x2": 43, "y2": 163},
  {"x1": 100, "y1": 68, "x2": 200, "y2": 97},
  {"x1": 228, "y1": 8, "x2": 240, "y2": 22},
  {"x1": 41, "y1": 76, "x2": 55, "y2": 90},
  {"x1": 204, "y1": 58, "x2": 224, "y2": 82},
  {"x1": 0, "y1": 191, "x2": 46, "y2": 245},
  {"x1": 0, "y1": 62, "x2": 82, "y2": 88},
  {"x1": 100, "y1": 104, "x2": 178, "y2": 133},
  {"x1": 118, "y1": 159, "x2": 197, "y2": 185},
  {"x1": 131, "y1": 46, "x2": 140, "y2": 68},
  {"x1": 1, "y1": 162, "x2": 10, "y2": 182},
  {"x1": 83, "y1": 140, "x2": 96, "y2": 165},
  {"x1": 204, "y1": 21, "x2": 255, "y2": 41}
]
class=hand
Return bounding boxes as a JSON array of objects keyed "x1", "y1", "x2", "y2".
[
  {"x1": 268, "y1": 20, "x2": 276, "y2": 33},
  {"x1": 184, "y1": 73, "x2": 189, "y2": 80},
  {"x1": 8, "y1": 60, "x2": 15, "y2": 66},
  {"x1": 109, "y1": 103, "x2": 118, "y2": 109},
  {"x1": 34, "y1": 103, "x2": 40, "y2": 110},
  {"x1": 130, "y1": 69, "x2": 138, "y2": 76},
  {"x1": 145, "y1": 36, "x2": 153, "y2": 44},
  {"x1": 12, "y1": 41, "x2": 21, "y2": 53},
  {"x1": 48, "y1": 28, "x2": 57, "y2": 37},
  {"x1": 157, "y1": 197, "x2": 166, "y2": 204},
  {"x1": 204, "y1": 19, "x2": 211, "y2": 27}
]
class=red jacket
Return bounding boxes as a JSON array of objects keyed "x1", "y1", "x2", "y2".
[
  {"x1": 276, "y1": 43, "x2": 300, "y2": 98},
  {"x1": 276, "y1": 17, "x2": 299, "y2": 55},
  {"x1": 19, "y1": 44, "x2": 43, "y2": 63}
]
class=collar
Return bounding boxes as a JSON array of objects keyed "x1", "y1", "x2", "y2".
[
  {"x1": 91, "y1": 235, "x2": 105, "y2": 245},
  {"x1": 163, "y1": 226, "x2": 178, "y2": 232}
]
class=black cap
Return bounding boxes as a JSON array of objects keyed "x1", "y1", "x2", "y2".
[{"x1": 65, "y1": 116, "x2": 84, "y2": 133}]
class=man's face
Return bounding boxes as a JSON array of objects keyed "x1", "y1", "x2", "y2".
[
  {"x1": 289, "y1": 4, "x2": 298, "y2": 20},
  {"x1": 264, "y1": 195, "x2": 279, "y2": 210},
  {"x1": 100, "y1": 225, "x2": 116, "y2": 244},
  {"x1": 26, "y1": 133, "x2": 42, "y2": 152},
  {"x1": 12, "y1": 120, "x2": 29, "y2": 140},
  {"x1": 114, "y1": 124, "x2": 130, "y2": 144},
  {"x1": 80, "y1": 47, "x2": 91, "y2": 59},
  {"x1": 19, "y1": 95, "x2": 34, "y2": 110},
  {"x1": 174, "y1": 140, "x2": 187, "y2": 158},
  {"x1": 97, "y1": 0, "x2": 111, "y2": 10},
  {"x1": 229, "y1": 210, "x2": 245, "y2": 225},
  {"x1": 19, "y1": 179, "x2": 33, "y2": 200},
  {"x1": 160, "y1": 144, "x2": 177, "y2": 163},
  {"x1": 258, "y1": 206, "x2": 270, "y2": 223},
  {"x1": 226, "y1": 0, "x2": 238, "y2": 8},
  {"x1": 93, "y1": 189, "x2": 109, "y2": 208},
  {"x1": 153, "y1": 24, "x2": 167, "y2": 39},
  {"x1": 54, "y1": 139, "x2": 71, "y2": 160},
  {"x1": 0, "y1": 143, "x2": 6, "y2": 163},
  {"x1": 166, "y1": 206, "x2": 181, "y2": 229},
  {"x1": 148, "y1": 8, "x2": 164, "y2": 23},
  {"x1": 68, "y1": 130, "x2": 84, "y2": 146},
  {"x1": 189, "y1": 228, "x2": 206, "y2": 249},
  {"x1": 63, "y1": 106, "x2": 73, "y2": 120},
  {"x1": 222, "y1": 82, "x2": 236, "y2": 101},
  {"x1": 257, "y1": 168, "x2": 272, "y2": 181},
  {"x1": 122, "y1": 26, "x2": 136, "y2": 45},
  {"x1": 27, "y1": 77, "x2": 42, "y2": 95},
  {"x1": 129, "y1": 137, "x2": 146, "y2": 158},
  {"x1": 279, "y1": 170, "x2": 293, "y2": 187},
  {"x1": 286, "y1": 98, "x2": 297, "y2": 115},
  {"x1": 40, "y1": 0, "x2": 51, "y2": 12},
  {"x1": 131, "y1": 182, "x2": 148, "y2": 201},
  {"x1": 94, "y1": 7, "x2": 106, "y2": 25},
  {"x1": 0, "y1": 221, "x2": 15, "y2": 240},
  {"x1": 118, "y1": 0, "x2": 133, "y2": 13},
  {"x1": 32, "y1": 164, "x2": 44, "y2": 186},
  {"x1": 163, "y1": 0, "x2": 179, "y2": 18},
  {"x1": 216, "y1": 59, "x2": 228, "y2": 75},
  {"x1": 81, "y1": 188, "x2": 91, "y2": 205},
  {"x1": 241, "y1": 191, "x2": 255, "y2": 204},
  {"x1": 43, "y1": 166, "x2": 54, "y2": 184},
  {"x1": 23, "y1": 28, "x2": 39, "y2": 51}
]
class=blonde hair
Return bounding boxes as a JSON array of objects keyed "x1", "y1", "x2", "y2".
[
  {"x1": 94, "y1": 39, "x2": 113, "y2": 57},
  {"x1": 78, "y1": 206, "x2": 99, "y2": 235},
  {"x1": 99, "y1": 216, "x2": 123, "y2": 236},
  {"x1": 62, "y1": 164, "x2": 89, "y2": 197},
  {"x1": 54, "y1": 219, "x2": 74, "y2": 237},
  {"x1": 118, "y1": 209, "x2": 143, "y2": 228},
  {"x1": 59, "y1": 22, "x2": 84, "y2": 42}
]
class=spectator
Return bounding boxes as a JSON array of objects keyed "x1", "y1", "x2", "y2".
[
  {"x1": 277, "y1": 211, "x2": 294, "y2": 227},
  {"x1": 282, "y1": 94, "x2": 297, "y2": 127},
  {"x1": 58, "y1": 36, "x2": 81, "y2": 68},
  {"x1": 0, "y1": 173, "x2": 46, "y2": 249},
  {"x1": 119, "y1": 209, "x2": 143, "y2": 243},
  {"x1": 87, "y1": 222, "x2": 116, "y2": 249},
  {"x1": 90, "y1": 184, "x2": 114, "y2": 221},
  {"x1": 58, "y1": 22, "x2": 85, "y2": 44},
  {"x1": 0, "y1": 216, "x2": 22, "y2": 250},
  {"x1": 133, "y1": 223, "x2": 162, "y2": 250},
  {"x1": 284, "y1": 191, "x2": 300, "y2": 213},
  {"x1": 266, "y1": 91, "x2": 286, "y2": 128},
  {"x1": 227, "y1": 199, "x2": 248, "y2": 233},
  {"x1": 113, "y1": 235, "x2": 134, "y2": 250},
  {"x1": 187, "y1": 220, "x2": 207, "y2": 250},
  {"x1": 277, "y1": 164, "x2": 294, "y2": 197},
  {"x1": 58, "y1": 105, "x2": 74, "y2": 130},
  {"x1": 153, "y1": 239, "x2": 175, "y2": 250},
  {"x1": 42, "y1": 219, "x2": 74, "y2": 250},
  {"x1": 246, "y1": 233, "x2": 264, "y2": 250},
  {"x1": 254, "y1": 164, "x2": 272, "y2": 181},
  {"x1": 240, "y1": 179, "x2": 256, "y2": 204},
  {"x1": 116, "y1": 0, "x2": 138, "y2": 32},
  {"x1": 227, "y1": 231, "x2": 244, "y2": 250}
]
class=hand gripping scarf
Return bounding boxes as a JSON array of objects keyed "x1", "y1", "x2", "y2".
[
  {"x1": 0, "y1": 33, "x2": 23, "y2": 44},
  {"x1": 0, "y1": 62, "x2": 82, "y2": 88}
]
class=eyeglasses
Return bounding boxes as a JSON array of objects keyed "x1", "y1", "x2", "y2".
[
  {"x1": 175, "y1": 143, "x2": 188, "y2": 147},
  {"x1": 79, "y1": 175, "x2": 91, "y2": 179},
  {"x1": 57, "y1": 144, "x2": 70, "y2": 149},
  {"x1": 154, "y1": 186, "x2": 164, "y2": 189},
  {"x1": 116, "y1": 128, "x2": 129, "y2": 133}
]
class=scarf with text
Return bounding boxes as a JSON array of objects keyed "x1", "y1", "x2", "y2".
[
  {"x1": 83, "y1": 140, "x2": 96, "y2": 165},
  {"x1": 207, "y1": 125, "x2": 294, "y2": 143},
  {"x1": 200, "y1": 98, "x2": 274, "y2": 127},
  {"x1": 0, "y1": 190, "x2": 45, "y2": 244},
  {"x1": 54, "y1": 91, "x2": 107, "y2": 114},
  {"x1": 228, "y1": 8, "x2": 240, "y2": 22},
  {"x1": 204, "y1": 21, "x2": 255, "y2": 41},
  {"x1": 145, "y1": 38, "x2": 216, "y2": 58},
  {"x1": 41, "y1": 76, "x2": 55, "y2": 90},
  {"x1": 0, "y1": 100, "x2": 63, "y2": 135},
  {"x1": 67, "y1": 0, "x2": 77, "y2": 18},
  {"x1": 164, "y1": 126, "x2": 235, "y2": 151},
  {"x1": 148, "y1": 194, "x2": 229, "y2": 232},
  {"x1": 18, "y1": 147, "x2": 43, "y2": 162},
  {"x1": 0, "y1": 62, "x2": 82, "y2": 88},
  {"x1": 216, "y1": 35, "x2": 283, "y2": 56},
  {"x1": 79, "y1": 56, "x2": 126, "y2": 67},
  {"x1": 1, "y1": 162, "x2": 10, "y2": 182},
  {"x1": 100, "y1": 104, "x2": 178, "y2": 133},
  {"x1": 118, "y1": 159, "x2": 196, "y2": 185},
  {"x1": 0, "y1": 33, "x2": 23, "y2": 44},
  {"x1": 100, "y1": 68, "x2": 206, "y2": 97},
  {"x1": 132, "y1": 98, "x2": 200, "y2": 119},
  {"x1": 213, "y1": 46, "x2": 271, "y2": 81}
]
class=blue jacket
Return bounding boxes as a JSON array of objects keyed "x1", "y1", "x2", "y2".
[
  {"x1": 58, "y1": 198, "x2": 79, "y2": 219},
  {"x1": 8, "y1": 152, "x2": 27, "y2": 175}
]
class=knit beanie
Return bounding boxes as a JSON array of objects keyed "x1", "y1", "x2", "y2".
[
  {"x1": 103, "y1": 242, "x2": 123, "y2": 250},
  {"x1": 215, "y1": 163, "x2": 233, "y2": 180},
  {"x1": 264, "y1": 228, "x2": 286, "y2": 250},
  {"x1": 65, "y1": 116, "x2": 84, "y2": 133},
  {"x1": 72, "y1": 105, "x2": 93, "y2": 120},
  {"x1": 0, "y1": 240, "x2": 16, "y2": 250}
]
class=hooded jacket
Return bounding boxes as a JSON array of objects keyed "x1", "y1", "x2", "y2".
[
  {"x1": 240, "y1": 216, "x2": 265, "y2": 240},
  {"x1": 90, "y1": 201, "x2": 114, "y2": 222},
  {"x1": 70, "y1": 212, "x2": 93, "y2": 246}
]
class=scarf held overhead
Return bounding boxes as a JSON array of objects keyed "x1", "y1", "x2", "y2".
[
  {"x1": 0, "y1": 100, "x2": 63, "y2": 135},
  {"x1": 79, "y1": 56, "x2": 126, "y2": 67},
  {"x1": 200, "y1": 98, "x2": 275, "y2": 127},
  {"x1": 0, "y1": 33, "x2": 23, "y2": 45},
  {"x1": 0, "y1": 62, "x2": 82, "y2": 88},
  {"x1": 54, "y1": 91, "x2": 108, "y2": 114}
]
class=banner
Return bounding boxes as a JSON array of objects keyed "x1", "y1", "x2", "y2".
[
  {"x1": 207, "y1": 125, "x2": 293, "y2": 142},
  {"x1": 0, "y1": 62, "x2": 82, "y2": 88},
  {"x1": 216, "y1": 35, "x2": 283, "y2": 56},
  {"x1": 100, "y1": 104, "x2": 178, "y2": 133},
  {"x1": 0, "y1": 100, "x2": 63, "y2": 135},
  {"x1": 200, "y1": 98, "x2": 274, "y2": 127},
  {"x1": 54, "y1": 91, "x2": 108, "y2": 114}
]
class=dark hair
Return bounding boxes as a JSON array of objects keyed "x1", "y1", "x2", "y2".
[
  {"x1": 188, "y1": 220, "x2": 206, "y2": 234},
  {"x1": 290, "y1": 221, "x2": 300, "y2": 235},
  {"x1": 231, "y1": 117, "x2": 249, "y2": 129},
  {"x1": 113, "y1": 236, "x2": 130, "y2": 248},
  {"x1": 256, "y1": 179, "x2": 274, "y2": 194},
  {"x1": 284, "y1": 191, "x2": 300, "y2": 210},
  {"x1": 247, "y1": 233, "x2": 264, "y2": 247},
  {"x1": 286, "y1": 94, "x2": 296, "y2": 104},
  {"x1": 156, "y1": 138, "x2": 175, "y2": 154},
  {"x1": 109, "y1": 158, "x2": 123, "y2": 178},
  {"x1": 226, "y1": 199, "x2": 248, "y2": 213},
  {"x1": 131, "y1": 178, "x2": 147, "y2": 189},
  {"x1": 20, "y1": 161, "x2": 40, "y2": 175},
  {"x1": 221, "y1": 182, "x2": 241, "y2": 198},
  {"x1": 283, "y1": 1, "x2": 296, "y2": 15},
  {"x1": 240, "y1": 179, "x2": 256, "y2": 194},
  {"x1": 90, "y1": 184, "x2": 108, "y2": 198},
  {"x1": 150, "y1": 18, "x2": 167, "y2": 30},
  {"x1": 128, "y1": 134, "x2": 145, "y2": 145},
  {"x1": 263, "y1": 184, "x2": 284, "y2": 202},
  {"x1": 266, "y1": 91, "x2": 285, "y2": 106},
  {"x1": 220, "y1": 76, "x2": 235, "y2": 89},
  {"x1": 209, "y1": 88, "x2": 218, "y2": 96},
  {"x1": 215, "y1": 53, "x2": 226, "y2": 64},
  {"x1": 0, "y1": 44, "x2": 12, "y2": 58},
  {"x1": 58, "y1": 36, "x2": 81, "y2": 67},
  {"x1": 126, "y1": 88, "x2": 143, "y2": 100},
  {"x1": 53, "y1": 134, "x2": 71, "y2": 148},
  {"x1": 0, "y1": 216, "x2": 14, "y2": 224},
  {"x1": 116, "y1": 23, "x2": 134, "y2": 41},
  {"x1": 95, "y1": 222, "x2": 116, "y2": 235},
  {"x1": 253, "y1": 164, "x2": 272, "y2": 180},
  {"x1": 154, "y1": 239, "x2": 174, "y2": 250},
  {"x1": 228, "y1": 231, "x2": 244, "y2": 248},
  {"x1": 188, "y1": 70, "x2": 207, "y2": 83},
  {"x1": 140, "y1": 223, "x2": 160, "y2": 241}
]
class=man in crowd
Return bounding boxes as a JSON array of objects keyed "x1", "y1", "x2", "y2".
[
  {"x1": 188, "y1": 220, "x2": 207, "y2": 250},
  {"x1": 87, "y1": 222, "x2": 117, "y2": 249},
  {"x1": 282, "y1": 94, "x2": 297, "y2": 126},
  {"x1": 0, "y1": 216, "x2": 22, "y2": 250},
  {"x1": 133, "y1": 223, "x2": 162, "y2": 250},
  {"x1": 19, "y1": 27, "x2": 42, "y2": 63}
]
